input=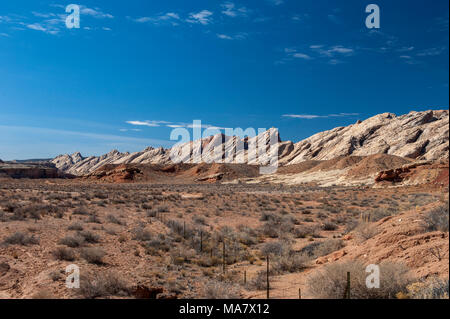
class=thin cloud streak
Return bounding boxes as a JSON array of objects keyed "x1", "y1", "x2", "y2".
[{"x1": 283, "y1": 113, "x2": 359, "y2": 119}]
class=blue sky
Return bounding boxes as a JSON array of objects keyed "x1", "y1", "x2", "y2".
[{"x1": 0, "y1": 0, "x2": 448, "y2": 160}]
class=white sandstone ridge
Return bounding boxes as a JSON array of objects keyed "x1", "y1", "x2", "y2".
[
  {"x1": 279, "y1": 109, "x2": 448, "y2": 165},
  {"x1": 52, "y1": 110, "x2": 449, "y2": 175}
]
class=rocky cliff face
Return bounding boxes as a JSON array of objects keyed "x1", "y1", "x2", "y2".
[
  {"x1": 279, "y1": 110, "x2": 448, "y2": 165},
  {"x1": 52, "y1": 110, "x2": 449, "y2": 175},
  {"x1": 0, "y1": 162, "x2": 65, "y2": 179}
]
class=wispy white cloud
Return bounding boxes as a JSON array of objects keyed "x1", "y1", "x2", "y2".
[
  {"x1": 397, "y1": 46, "x2": 415, "y2": 52},
  {"x1": 313, "y1": 45, "x2": 354, "y2": 57},
  {"x1": 280, "y1": 45, "x2": 354, "y2": 65},
  {"x1": 119, "y1": 128, "x2": 142, "y2": 132},
  {"x1": 0, "y1": 15, "x2": 12, "y2": 23},
  {"x1": 283, "y1": 113, "x2": 359, "y2": 119},
  {"x1": 416, "y1": 47, "x2": 446, "y2": 57},
  {"x1": 16, "y1": 5, "x2": 113, "y2": 35},
  {"x1": 217, "y1": 32, "x2": 247, "y2": 40},
  {"x1": 0, "y1": 32, "x2": 10, "y2": 37},
  {"x1": 266, "y1": 0, "x2": 284, "y2": 6},
  {"x1": 291, "y1": 14, "x2": 309, "y2": 22},
  {"x1": 126, "y1": 120, "x2": 225, "y2": 130},
  {"x1": 79, "y1": 6, "x2": 114, "y2": 19},
  {"x1": 221, "y1": 2, "x2": 248, "y2": 18},
  {"x1": 132, "y1": 12, "x2": 181, "y2": 26},
  {"x1": 26, "y1": 22, "x2": 60, "y2": 35},
  {"x1": 293, "y1": 53, "x2": 312, "y2": 60},
  {"x1": 186, "y1": 10, "x2": 213, "y2": 25},
  {"x1": 126, "y1": 120, "x2": 171, "y2": 127}
]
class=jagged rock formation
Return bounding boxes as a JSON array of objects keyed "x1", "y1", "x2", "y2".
[
  {"x1": 52, "y1": 110, "x2": 449, "y2": 175},
  {"x1": 279, "y1": 110, "x2": 448, "y2": 165}
]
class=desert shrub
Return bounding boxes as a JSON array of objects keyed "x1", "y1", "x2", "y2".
[
  {"x1": 68, "y1": 222, "x2": 83, "y2": 231},
  {"x1": 424, "y1": 205, "x2": 449, "y2": 232},
  {"x1": 106, "y1": 214, "x2": 124, "y2": 225},
  {"x1": 259, "y1": 212, "x2": 280, "y2": 222},
  {"x1": 10, "y1": 204, "x2": 62, "y2": 221},
  {"x1": 272, "y1": 253, "x2": 309, "y2": 273},
  {"x1": 203, "y1": 280, "x2": 240, "y2": 299},
  {"x1": 344, "y1": 219, "x2": 359, "y2": 234},
  {"x1": 145, "y1": 236, "x2": 171, "y2": 254},
  {"x1": 73, "y1": 207, "x2": 90, "y2": 215},
  {"x1": 170, "y1": 248, "x2": 196, "y2": 265},
  {"x1": 260, "y1": 241, "x2": 288, "y2": 256},
  {"x1": 87, "y1": 214, "x2": 102, "y2": 224},
  {"x1": 354, "y1": 223, "x2": 378, "y2": 241},
  {"x1": 78, "y1": 231, "x2": 100, "y2": 244},
  {"x1": 238, "y1": 232, "x2": 258, "y2": 246},
  {"x1": 52, "y1": 247, "x2": 76, "y2": 261},
  {"x1": 32, "y1": 289, "x2": 55, "y2": 299},
  {"x1": 299, "y1": 239, "x2": 344, "y2": 258},
  {"x1": 261, "y1": 223, "x2": 279, "y2": 238},
  {"x1": 369, "y1": 208, "x2": 396, "y2": 222},
  {"x1": 406, "y1": 278, "x2": 449, "y2": 299},
  {"x1": 81, "y1": 247, "x2": 106, "y2": 264},
  {"x1": 132, "y1": 227, "x2": 152, "y2": 242},
  {"x1": 59, "y1": 235, "x2": 85, "y2": 248},
  {"x1": 193, "y1": 215, "x2": 207, "y2": 225},
  {"x1": 93, "y1": 192, "x2": 108, "y2": 200},
  {"x1": 280, "y1": 217, "x2": 295, "y2": 232},
  {"x1": 314, "y1": 239, "x2": 345, "y2": 257},
  {"x1": 166, "y1": 219, "x2": 194, "y2": 238},
  {"x1": 157, "y1": 205, "x2": 169, "y2": 213},
  {"x1": 79, "y1": 272, "x2": 129, "y2": 299},
  {"x1": 322, "y1": 221, "x2": 338, "y2": 231},
  {"x1": 49, "y1": 271, "x2": 63, "y2": 282},
  {"x1": 3, "y1": 232, "x2": 39, "y2": 246},
  {"x1": 248, "y1": 270, "x2": 275, "y2": 290},
  {"x1": 306, "y1": 261, "x2": 412, "y2": 299},
  {"x1": 294, "y1": 225, "x2": 321, "y2": 238}
]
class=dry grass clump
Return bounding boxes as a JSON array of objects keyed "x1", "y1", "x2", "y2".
[
  {"x1": 31, "y1": 289, "x2": 56, "y2": 299},
  {"x1": 299, "y1": 239, "x2": 344, "y2": 259},
  {"x1": 260, "y1": 240, "x2": 309, "y2": 274},
  {"x1": 59, "y1": 235, "x2": 85, "y2": 248},
  {"x1": 81, "y1": 247, "x2": 106, "y2": 264},
  {"x1": 354, "y1": 222, "x2": 378, "y2": 241},
  {"x1": 405, "y1": 277, "x2": 449, "y2": 299},
  {"x1": 294, "y1": 225, "x2": 321, "y2": 238},
  {"x1": 106, "y1": 214, "x2": 124, "y2": 225},
  {"x1": 306, "y1": 261, "x2": 412, "y2": 299},
  {"x1": 79, "y1": 272, "x2": 129, "y2": 299},
  {"x1": 322, "y1": 221, "x2": 338, "y2": 231},
  {"x1": 203, "y1": 280, "x2": 240, "y2": 299},
  {"x1": 424, "y1": 204, "x2": 449, "y2": 233},
  {"x1": 67, "y1": 222, "x2": 83, "y2": 231},
  {"x1": 3, "y1": 232, "x2": 39, "y2": 246},
  {"x1": 52, "y1": 247, "x2": 76, "y2": 261},
  {"x1": 78, "y1": 231, "x2": 101, "y2": 244},
  {"x1": 272, "y1": 253, "x2": 309, "y2": 273},
  {"x1": 132, "y1": 227, "x2": 152, "y2": 242}
]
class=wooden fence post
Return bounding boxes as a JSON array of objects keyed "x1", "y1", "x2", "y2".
[{"x1": 266, "y1": 255, "x2": 270, "y2": 299}]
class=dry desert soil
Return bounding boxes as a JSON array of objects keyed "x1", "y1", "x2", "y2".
[{"x1": 0, "y1": 174, "x2": 448, "y2": 299}]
